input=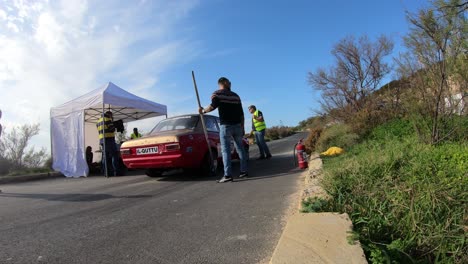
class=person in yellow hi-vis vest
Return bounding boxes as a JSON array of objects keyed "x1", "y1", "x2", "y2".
[
  {"x1": 248, "y1": 105, "x2": 272, "y2": 160},
  {"x1": 96, "y1": 111, "x2": 117, "y2": 176},
  {"x1": 130, "y1": 127, "x2": 142, "y2": 139}
]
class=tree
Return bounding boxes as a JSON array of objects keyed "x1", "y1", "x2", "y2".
[
  {"x1": 397, "y1": 0, "x2": 467, "y2": 144},
  {"x1": 308, "y1": 35, "x2": 394, "y2": 121},
  {"x1": 0, "y1": 124, "x2": 47, "y2": 169}
]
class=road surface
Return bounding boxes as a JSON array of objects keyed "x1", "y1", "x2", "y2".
[{"x1": 0, "y1": 133, "x2": 307, "y2": 264}]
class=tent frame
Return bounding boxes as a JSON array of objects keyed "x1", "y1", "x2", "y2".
[
  {"x1": 50, "y1": 82, "x2": 167, "y2": 178},
  {"x1": 84, "y1": 107, "x2": 157, "y2": 123}
]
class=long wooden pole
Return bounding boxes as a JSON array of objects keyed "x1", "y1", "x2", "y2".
[{"x1": 192, "y1": 71, "x2": 215, "y2": 175}]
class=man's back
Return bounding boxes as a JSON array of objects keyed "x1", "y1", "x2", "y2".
[{"x1": 211, "y1": 89, "x2": 244, "y2": 125}]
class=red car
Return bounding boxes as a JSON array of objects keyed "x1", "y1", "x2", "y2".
[{"x1": 120, "y1": 114, "x2": 249, "y2": 177}]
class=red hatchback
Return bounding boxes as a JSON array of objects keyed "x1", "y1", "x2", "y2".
[{"x1": 120, "y1": 114, "x2": 249, "y2": 177}]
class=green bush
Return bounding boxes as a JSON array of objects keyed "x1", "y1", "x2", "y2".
[
  {"x1": 321, "y1": 121, "x2": 468, "y2": 263},
  {"x1": 370, "y1": 119, "x2": 414, "y2": 140},
  {"x1": 316, "y1": 124, "x2": 359, "y2": 152},
  {"x1": 301, "y1": 197, "x2": 329, "y2": 213}
]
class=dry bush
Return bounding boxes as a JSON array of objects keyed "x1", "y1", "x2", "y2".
[
  {"x1": 316, "y1": 124, "x2": 358, "y2": 152},
  {"x1": 308, "y1": 35, "x2": 394, "y2": 119},
  {"x1": 0, "y1": 123, "x2": 47, "y2": 170},
  {"x1": 265, "y1": 126, "x2": 294, "y2": 140},
  {"x1": 304, "y1": 127, "x2": 322, "y2": 153}
]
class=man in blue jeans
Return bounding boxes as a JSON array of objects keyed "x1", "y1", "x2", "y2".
[
  {"x1": 199, "y1": 77, "x2": 248, "y2": 183},
  {"x1": 248, "y1": 105, "x2": 272, "y2": 160}
]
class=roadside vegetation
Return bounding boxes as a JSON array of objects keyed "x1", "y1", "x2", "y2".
[
  {"x1": 302, "y1": 1, "x2": 467, "y2": 263},
  {"x1": 265, "y1": 125, "x2": 296, "y2": 141},
  {"x1": 319, "y1": 120, "x2": 467, "y2": 263},
  {"x1": 0, "y1": 123, "x2": 51, "y2": 176}
]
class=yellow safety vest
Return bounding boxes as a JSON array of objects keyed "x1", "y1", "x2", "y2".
[
  {"x1": 97, "y1": 117, "x2": 115, "y2": 139},
  {"x1": 253, "y1": 110, "x2": 266, "y2": 131},
  {"x1": 130, "y1": 133, "x2": 142, "y2": 139}
]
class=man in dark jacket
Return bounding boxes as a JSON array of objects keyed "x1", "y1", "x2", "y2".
[{"x1": 199, "y1": 77, "x2": 248, "y2": 183}]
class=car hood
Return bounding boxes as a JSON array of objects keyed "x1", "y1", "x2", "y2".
[{"x1": 121, "y1": 129, "x2": 194, "y2": 148}]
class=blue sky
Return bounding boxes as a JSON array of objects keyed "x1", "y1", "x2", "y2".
[
  {"x1": 141, "y1": 0, "x2": 427, "y2": 127},
  {"x1": 0, "y1": 0, "x2": 428, "y2": 149}
]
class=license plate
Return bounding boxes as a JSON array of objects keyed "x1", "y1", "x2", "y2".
[{"x1": 136, "y1": 146, "x2": 159, "y2": 155}]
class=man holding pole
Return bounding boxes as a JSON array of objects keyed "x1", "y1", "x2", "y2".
[{"x1": 198, "y1": 77, "x2": 248, "y2": 183}]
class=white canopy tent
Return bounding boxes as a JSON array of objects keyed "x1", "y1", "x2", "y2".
[{"x1": 50, "y1": 82, "x2": 167, "y2": 177}]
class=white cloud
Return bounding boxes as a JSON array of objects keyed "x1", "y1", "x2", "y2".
[
  {"x1": 6, "y1": 21, "x2": 19, "y2": 32},
  {"x1": 0, "y1": 9, "x2": 7, "y2": 20},
  {"x1": 0, "y1": 0, "x2": 200, "y2": 150}
]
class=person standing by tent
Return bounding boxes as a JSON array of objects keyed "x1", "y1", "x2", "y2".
[
  {"x1": 248, "y1": 105, "x2": 272, "y2": 160},
  {"x1": 199, "y1": 77, "x2": 248, "y2": 183},
  {"x1": 130, "y1": 127, "x2": 142, "y2": 139},
  {"x1": 97, "y1": 111, "x2": 117, "y2": 177}
]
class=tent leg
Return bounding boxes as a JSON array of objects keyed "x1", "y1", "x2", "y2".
[
  {"x1": 83, "y1": 112, "x2": 88, "y2": 177},
  {"x1": 102, "y1": 103, "x2": 108, "y2": 178},
  {"x1": 50, "y1": 116, "x2": 53, "y2": 170}
]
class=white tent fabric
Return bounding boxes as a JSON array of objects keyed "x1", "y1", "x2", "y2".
[{"x1": 50, "y1": 82, "x2": 167, "y2": 177}]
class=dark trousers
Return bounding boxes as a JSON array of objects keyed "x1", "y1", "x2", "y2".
[
  {"x1": 255, "y1": 129, "x2": 271, "y2": 157},
  {"x1": 101, "y1": 138, "x2": 118, "y2": 176}
]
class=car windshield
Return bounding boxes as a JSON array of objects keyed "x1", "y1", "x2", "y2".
[{"x1": 150, "y1": 116, "x2": 199, "y2": 134}]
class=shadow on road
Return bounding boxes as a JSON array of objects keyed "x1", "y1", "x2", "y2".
[
  {"x1": 157, "y1": 152, "x2": 300, "y2": 182},
  {"x1": 87, "y1": 169, "x2": 147, "y2": 178},
  {"x1": 0, "y1": 192, "x2": 152, "y2": 202}
]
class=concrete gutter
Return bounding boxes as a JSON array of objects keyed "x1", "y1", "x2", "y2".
[
  {"x1": 270, "y1": 153, "x2": 367, "y2": 264},
  {"x1": 0, "y1": 172, "x2": 62, "y2": 185}
]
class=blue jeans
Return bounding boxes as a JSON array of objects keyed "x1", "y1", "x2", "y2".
[
  {"x1": 255, "y1": 130, "x2": 271, "y2": 157},
  {"x1": 220, "y1": 124, "x2": 248, "y2": 177}
]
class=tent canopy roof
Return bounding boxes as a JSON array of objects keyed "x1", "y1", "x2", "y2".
[{"x1": 50, "y1": 82, "x2": 167, "y2": 123}]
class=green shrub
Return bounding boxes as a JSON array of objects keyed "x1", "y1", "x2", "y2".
[
  {"x1": 370, "y1": 118, "x2": 414, "y2": 140},
  {"x1": 301, "y1": 197, "x2": 329, "y2": 213},
  {"x1": 316, "y1": 124, "x2": 359, "y2": 152},
  {"x1": 321, "y1": 122, "x2": 468, "y2": 263}
]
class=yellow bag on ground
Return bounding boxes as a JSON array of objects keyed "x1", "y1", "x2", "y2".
[{"x1": 321, "y1": 147, "x2": 344, "y2": 156}]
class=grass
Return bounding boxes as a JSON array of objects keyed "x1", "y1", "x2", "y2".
[
  {"x1": 301, "y1": 197, "x2": 329, "y2": 213},
  {"x1": 314, "y1": 120, "x2": 467, "y2": 263}
]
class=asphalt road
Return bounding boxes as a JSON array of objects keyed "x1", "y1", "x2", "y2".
[{"x1": 0, "y1": 132, "x2": 307, "y2": 264}]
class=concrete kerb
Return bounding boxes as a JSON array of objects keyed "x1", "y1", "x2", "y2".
[
  {"x1": 299, "y1": 153, "x2": 329, "y2": 209},
  {"x1": 270, "y1": 153, "x2": 367, "y2": 264},
  {"x1": 0, "y1": 172, "x2": 62, "y2": 185}
]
